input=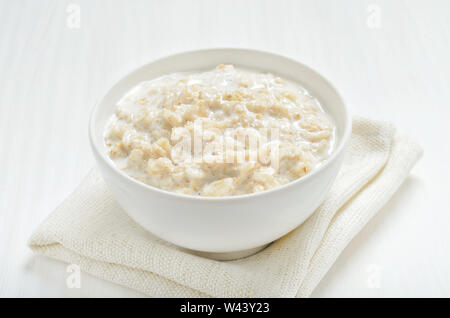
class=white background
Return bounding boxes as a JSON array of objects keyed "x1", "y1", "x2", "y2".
[{"x1": 1, "y1": 0, "x2": 449, "y2": 297}]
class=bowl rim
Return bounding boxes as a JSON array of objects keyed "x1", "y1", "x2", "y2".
[{"x1": 89, "y1": 48, "x2": 352, "y2": 202}]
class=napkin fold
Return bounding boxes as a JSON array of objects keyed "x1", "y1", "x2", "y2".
[{"x1": 28, "y1": 117, "x2": 422, "y2": 297}]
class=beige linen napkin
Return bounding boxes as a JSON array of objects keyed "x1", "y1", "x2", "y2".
[{"x1": 28, "y1": 117, "x2": 422, "y2": 297}]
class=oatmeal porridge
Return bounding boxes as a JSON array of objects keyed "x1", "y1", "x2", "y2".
[{"x1": 104, "y1": 64, "x2": 335, "y2": 196}]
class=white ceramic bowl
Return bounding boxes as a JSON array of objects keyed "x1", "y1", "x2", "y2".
[{"x1": 89, "y1": 48, "x2": 351, "y2": 257}]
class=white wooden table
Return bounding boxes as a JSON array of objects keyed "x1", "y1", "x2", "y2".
[{"x1": 1, "y1": 0, "x2": 449, "y2": 297}]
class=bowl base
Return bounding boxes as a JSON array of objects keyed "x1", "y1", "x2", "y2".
[{"x1": 181, "y1": 243, "x2": 271, "y2": 261}]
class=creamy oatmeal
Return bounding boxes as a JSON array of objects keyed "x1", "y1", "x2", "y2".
[{"x1": 104, "y1": 64, "x2": 335, "y2": 196}]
